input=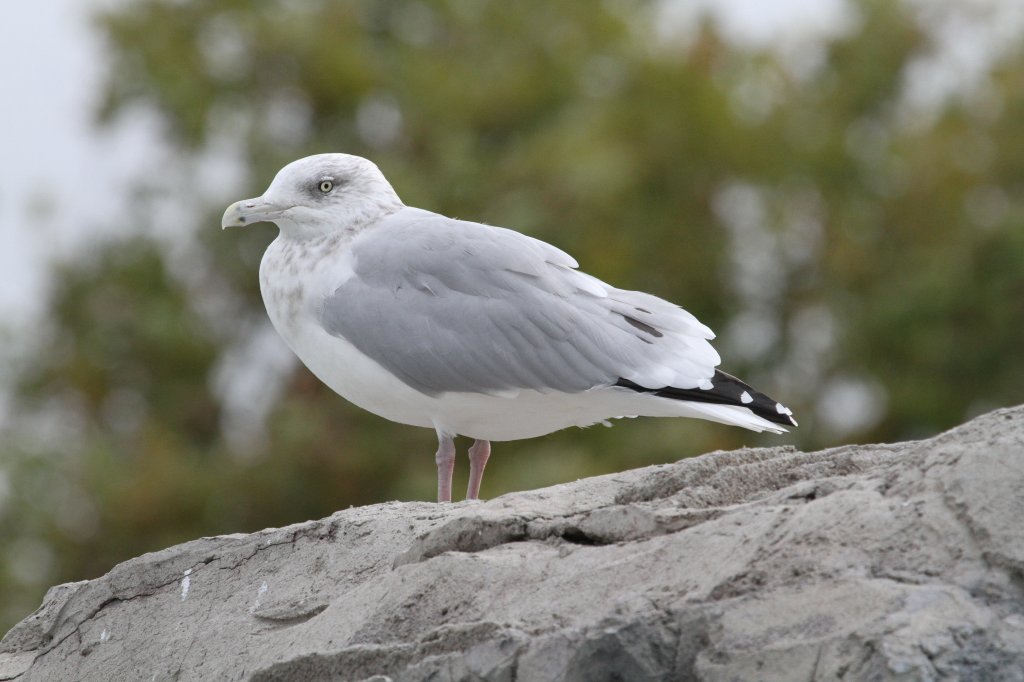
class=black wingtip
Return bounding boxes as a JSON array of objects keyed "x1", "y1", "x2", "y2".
[{"x1": 614, "y1": 370, "x2": 797, "y2": 428}]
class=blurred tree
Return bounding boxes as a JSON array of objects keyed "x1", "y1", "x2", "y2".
[{"x1": 2, "y1": 0, "x2": 1023, "y2": 633}]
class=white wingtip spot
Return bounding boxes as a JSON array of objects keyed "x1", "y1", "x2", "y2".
[
  {"x1": 776, "y1": 402, "x2": 793, "y2": 416},
  {"x1": 740, "y1": 391, "x2": 753, "y2": 404}
]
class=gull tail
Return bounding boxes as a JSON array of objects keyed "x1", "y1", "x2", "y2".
[{"x1": 614, "y1": 370, "x2": 797, "y2": 433}]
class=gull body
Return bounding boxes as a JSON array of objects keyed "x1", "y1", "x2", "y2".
[{"x1": 223, "y1": 154, "x2": 796, "y2": 502}]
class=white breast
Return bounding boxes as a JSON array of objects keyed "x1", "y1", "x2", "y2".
[{"x1": 259, "y1": 235, "x2": 440, "y2": 430}]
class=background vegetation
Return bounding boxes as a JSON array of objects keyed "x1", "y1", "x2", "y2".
[{"x1": 2, "y1": 0, "x2": 1022, "y2": 632}]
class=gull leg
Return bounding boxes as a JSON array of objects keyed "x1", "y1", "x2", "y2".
[
  {"x1": 466, "y1": 439, "x2": 491, "y2": 500},
  {"x1": 435, "y1": 433, "x2": 456, "y2": 503}
]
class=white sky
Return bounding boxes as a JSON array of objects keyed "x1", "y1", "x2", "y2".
[{"x1": 0, "y1": 0, "x2": 158, "y2": 324}]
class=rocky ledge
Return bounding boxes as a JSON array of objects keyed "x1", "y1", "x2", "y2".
[{"x1": 3, "y1": 407, "x2": 1024, "y2": 681}]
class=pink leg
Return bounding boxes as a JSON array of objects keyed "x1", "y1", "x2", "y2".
[
  {"x1": 466, "y1": 439, "x2": 491, "y2": 500},
  {"x1": 435, "y1": 434, "x2": 456, "y2": 503}
]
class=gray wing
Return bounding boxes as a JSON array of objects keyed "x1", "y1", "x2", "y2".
[{"x1": 318, "y1": 208, "x2": 721, "y2": 396}]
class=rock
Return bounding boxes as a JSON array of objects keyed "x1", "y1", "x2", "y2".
[{"x1": 3, "y1": 406, "x2": 1024, "y2": 681}]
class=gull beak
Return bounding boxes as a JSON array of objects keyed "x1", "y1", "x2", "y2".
[{"x1": 221, "y1": 198, "x2": 287, "y2": 229}]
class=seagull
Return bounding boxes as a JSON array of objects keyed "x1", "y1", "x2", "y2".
[{"x1": 222, "y1": 154, "x2": 796, "y2": 502}]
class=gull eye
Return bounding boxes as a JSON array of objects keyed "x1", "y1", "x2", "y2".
[{"x1": 318, "y1": 179, "x2": 334, "y2": 193}]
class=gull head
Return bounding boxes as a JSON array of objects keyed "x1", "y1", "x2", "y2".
[{"x1": 221, "y1": 153, "x2": 404, "y2": 238}]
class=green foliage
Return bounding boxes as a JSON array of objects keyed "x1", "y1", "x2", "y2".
[{"x1": 2, "y1": 0, "x2": 1023, "y2": 633}]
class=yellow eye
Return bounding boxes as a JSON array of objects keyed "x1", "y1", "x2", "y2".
[{"x1": 319, "y1": 180, "x2": 334, "y2": 193}]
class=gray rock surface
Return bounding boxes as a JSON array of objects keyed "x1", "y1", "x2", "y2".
[{"x1": 3, "y1": 406, "x2": 1024, "y2": 681}]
